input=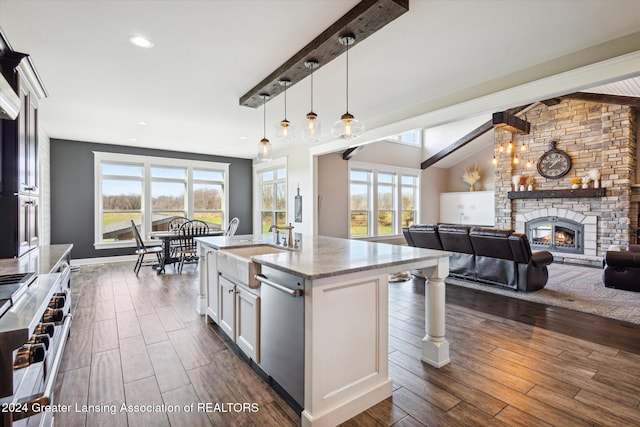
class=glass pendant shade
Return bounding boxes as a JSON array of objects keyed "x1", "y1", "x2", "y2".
[
  {"x1": 275, "y1": 79, "x2": 296, "y2": 140},
  {"x1": 257, "y1": 93, "x2": 272, "y2": 162},
  {"x1": 275, "y1": 118, "x2": 297, "y2": 139},
  {"x1": 304, "y1": 111, "x2": 322, "y2": 142},
  {"x1": 332, "y1": 34, "x2": 364, "y2": 140},
  {"x1": 332, "y1": 113, "x2": 364, "y2": 140},
  {"x1": 258, "y1": 137, "x2": 272, "y2": 162},
  {"x1": 303, "y1": 60, "x2": 321, "y2": 142}
]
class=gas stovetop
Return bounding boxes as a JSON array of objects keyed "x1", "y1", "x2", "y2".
[{"x1": 0, "y1": 272, "x2": 36, "y2": 318}]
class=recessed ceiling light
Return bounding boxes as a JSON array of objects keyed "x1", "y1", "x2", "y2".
[
  {"x1": 137, "y1": 121, "x2": 148, "y2": 126},
  {"x1": 129, "y1": 35, "x2": 154, "y2": 48},
  {"x1": 129, "y1": 138, "x2": 137, "y2": 142},
  {"x1": 239, "y1": 136, "x2": 247, "y2": 140}
]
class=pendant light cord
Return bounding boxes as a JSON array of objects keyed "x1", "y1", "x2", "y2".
[
  {"x1": 310, "y1": 67, "x2": 314, "y2": 112},
  {"x1": 345, "y1": 38, "x2": 350, "y2": 114},
  {"x1": 284, "y1": 83, "x2": 288, "y2": 120},
  {"x1": 263, "y1": 95, "x2": 266, "y2": 139}
]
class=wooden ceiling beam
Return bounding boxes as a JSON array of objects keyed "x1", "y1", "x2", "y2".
[
  {"x1": 560, "y1": 91, "x2": 640, "y2": 107},
  {"x1": 342, "y1": 145, "x2": 365, "y2": 160},
  {"x1": 239, "y1": 0, "x2": 409, "y2": 108},
  {"x1": 420, "y1": 105, "x2": 530, "y2": 170}
]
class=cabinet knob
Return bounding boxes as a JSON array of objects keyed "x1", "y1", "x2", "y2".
[
  {"x1": 13, "y1": 343, "x2": 46, "y2": 370},
  {"x1": 48, "y1": 295, "x2": 66, "y2": 309},
  {"x1": 34, "y1": 322, "x2": 55, "y2": 337},
  {"x1": 42, "y1": 308, "x2": 64, "y2": 323},
  {"x1": 28, "y1": 334, "x2": 51, "y2": 350}
]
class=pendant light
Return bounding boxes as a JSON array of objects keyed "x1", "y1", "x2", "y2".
[
  {"x1": 303, "y1": 60, "x2": 321, "y2": 142},
  {"x1": 275, "y1": 79, "x2": 297, "y2": 140},
  {"x1": 257, "y1": 93, "x2": 272, "y2": 162},
  {"x1": 331, "y1": 33, "x2": 364, "y2": 140}
]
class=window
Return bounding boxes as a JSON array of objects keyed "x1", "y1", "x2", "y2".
[
  {"x1": 94, "y1": 152, "x2": 229, "y2": 248},
  {"x1": 259, "y1": 166, "x2": 287, "y2": 234},
  {"x1": 151, "y1": 166, "x2": 186, "y2": 225},
  {"x1": 193, "y1": 169, "x2": 225, "y2": 229},
  {"x1": 350, "y1": 169, "x2": 372, "y2": 237},
  {"x1": 401, "y1": 175, "x2": 418, "y2": 228},
  {"x1": 377, "y1": 172, "x2": 395, "y2": 236},
  {"x1": 101, "y1": 162, "x2": 143, "y2": 242},
  {"x1": 384, "y1": 129, "x2": 422, "y2": 147},
  {"x1": 349, "y1": 162, "x2": 419, "y2": 238}
]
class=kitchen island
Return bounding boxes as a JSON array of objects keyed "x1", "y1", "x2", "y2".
[{"x1": 196, "y1": 234, "x2": 450, "y2": 427}]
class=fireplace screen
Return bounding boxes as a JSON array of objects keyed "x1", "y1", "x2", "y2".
[{"x1": 526, "y1": 217, "x2": 583, "y2": 254}]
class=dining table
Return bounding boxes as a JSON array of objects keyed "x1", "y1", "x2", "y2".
[{"x1": 149, "y1": 229, "x2": 224, "y2": 273}]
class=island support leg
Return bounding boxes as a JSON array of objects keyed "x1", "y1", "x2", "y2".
[{"x1": 421, "y1": 257, "x2": 450, "y2": 368}]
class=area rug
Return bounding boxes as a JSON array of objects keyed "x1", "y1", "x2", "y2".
[{"x1": 445, "y1": 263, "x2": 640, "y2": 325}]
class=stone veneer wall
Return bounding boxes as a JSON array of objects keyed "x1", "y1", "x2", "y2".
[{"x1": 494, "y1": 99, "x2": 637, "y2": 259}]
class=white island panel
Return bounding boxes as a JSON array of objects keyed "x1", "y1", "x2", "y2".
[{"x1": 303, "y1": 269, "x2": 390, "y2": 427}]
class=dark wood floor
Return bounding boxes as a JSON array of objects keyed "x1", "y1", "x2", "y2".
[{"x1": 54, "y1": 262, "x2": 640, "y2": 426}]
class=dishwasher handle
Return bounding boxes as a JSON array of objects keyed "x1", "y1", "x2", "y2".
[{"x1": 255, "y1": 274, "x2": 303, "y2": 297}]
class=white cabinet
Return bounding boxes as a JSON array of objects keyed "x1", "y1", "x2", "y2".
[
  {"x1": 217, "y1": 274, "x2": 261, "y2": 362},
  {"x1": 205, "y1": 250, "x2": 219, "y2": 323},
  {"x1": 439, "y1": 191, "x2": 495, "y2": 226},
  {"x1": 235, "y1": 286, "x2": 260, "y2": 362},
  {"x1": 219, "y1": 275, "x2": 236, "y2": 339}
]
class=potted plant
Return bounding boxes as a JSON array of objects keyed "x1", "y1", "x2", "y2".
[
  {"x1": 519, "y1": 176, "x2": 527, "y2": 191},
  {"x1": 570, "y1": 177, "x2": 581, "y2": 189},
  {"x1": 463, "y1": 165, "x2": 481, "y2": 191},
  {"x1": 526, "y1": 176, "x2": 535, "y2": 191}
]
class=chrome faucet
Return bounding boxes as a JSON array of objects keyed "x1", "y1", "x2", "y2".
[{"x1": 270, "y1": 223, "x2": 295, "y2": 248}]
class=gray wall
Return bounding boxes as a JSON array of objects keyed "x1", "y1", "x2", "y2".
[{"x1": 50, "y1": 139, "x2": 253, "y2": 259}]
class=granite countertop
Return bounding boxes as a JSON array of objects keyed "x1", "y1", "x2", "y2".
[
  {"x1": 0, "y1": 244, "x2": 74, "y2": 275},
  {"x1": 196, "y1": 234, "x2": 450, "y2": 280}
]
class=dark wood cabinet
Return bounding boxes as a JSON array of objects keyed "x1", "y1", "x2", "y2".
[{"x1": 1, "y1": 30, "x2": 47, "y2": 258}]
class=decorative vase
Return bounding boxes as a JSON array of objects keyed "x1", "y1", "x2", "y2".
[
  {"x1": 512, "y1": 175, "x2": 521, "y2": 193},
  {"x1": 594, "y1": 180, "x2": 600, "y2": 188},
  {"x1": 582, "y1": 183, "x2": 588, "y2": 189},
  {"x1": 527, "y1": 184, "x2": 533, "y2": 191},
  {"x1": 469, "y1": 184, "x2": 475, "y2": 192},
  {"x1": 571, "y1": 184, "x2": 580, "y2": 189},
  {"x1": 519, "y1": 185, "x2": 525, "y2": 191}
]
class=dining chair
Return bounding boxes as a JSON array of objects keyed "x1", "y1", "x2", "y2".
[
  {"x1": 167, "y1": 216, "x2": 188, "y2": 256},
  {"x1": 176, "y1": 220, "x2": 209, "y2": 273},
  {"x1": 131, "y1": 220, "x2": 164, "y2": 275},
  {"x1": 168, "y1": 216, "x2": 188, "y2": 231},
  {"x1": 225, "y1": 217, "x2": 240, "y2": 236}
]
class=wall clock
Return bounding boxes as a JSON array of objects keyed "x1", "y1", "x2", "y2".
[{"x1": 536, "y1": 140, "x2": 571, "y2": 179}]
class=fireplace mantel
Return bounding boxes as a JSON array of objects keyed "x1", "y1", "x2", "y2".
[{"x1": 507, "y1": 188, "x2": 606, "y2": 199}]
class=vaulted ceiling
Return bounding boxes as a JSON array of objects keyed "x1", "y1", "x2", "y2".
[{"x1": 1, "y1": 0, "x2": 639, "y2": 159}]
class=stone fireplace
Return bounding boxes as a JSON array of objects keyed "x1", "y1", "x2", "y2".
[{"x1": 493, "y1": 99, "x2": 638, "y2": 265}]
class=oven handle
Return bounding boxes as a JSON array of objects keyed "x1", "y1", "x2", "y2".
[
  {"x1": 12, "y1": 313, "x2": 73, "y2": 421},
  {"x1": 255, "y1": 274, "x2": 303, "y2": 297}
]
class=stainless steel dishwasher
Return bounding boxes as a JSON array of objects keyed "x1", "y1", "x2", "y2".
[{"x1": 255, "y1": 266, "x2": 304, "y2": 410}]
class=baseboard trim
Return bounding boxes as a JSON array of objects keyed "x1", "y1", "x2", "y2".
[{"x1": 71, "y1": 255, "x2": 137, "y2": 266}]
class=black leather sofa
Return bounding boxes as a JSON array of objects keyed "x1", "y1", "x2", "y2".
[
  {"x1": 405, "y1": 224, "x2": 553, "y2": 292},
  {"x1": 602, "y1": 244, "x2": 640, "y2": 292}
]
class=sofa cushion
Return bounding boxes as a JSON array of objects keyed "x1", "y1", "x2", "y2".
[
  {"x1": 469, "y1": 227, "x2": 514, "y2": 261},
  {"x1": 508, "y1": 233, "x2": 533, "y2": 264},
  {"x1": 605, "y1": 250, "x2": 640, "y2": 268},
  {"x1": 402, "y1": 227, "x2": 415, "y2": 246},
  {"x1": 408, "y1": 224, "x2": 443, "y2": 250},
  {"x1": 438, "y1": 224, "x2": 474, "y2": 254}
]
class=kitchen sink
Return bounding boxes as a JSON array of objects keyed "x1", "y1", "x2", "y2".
[{"x1": 217, "y1": 245, "x2": 288, "y2": 288}]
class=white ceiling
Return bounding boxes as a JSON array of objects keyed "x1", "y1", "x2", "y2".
[{"x1": 1, "y1": 0, "x2": 639, "y2": 160}]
